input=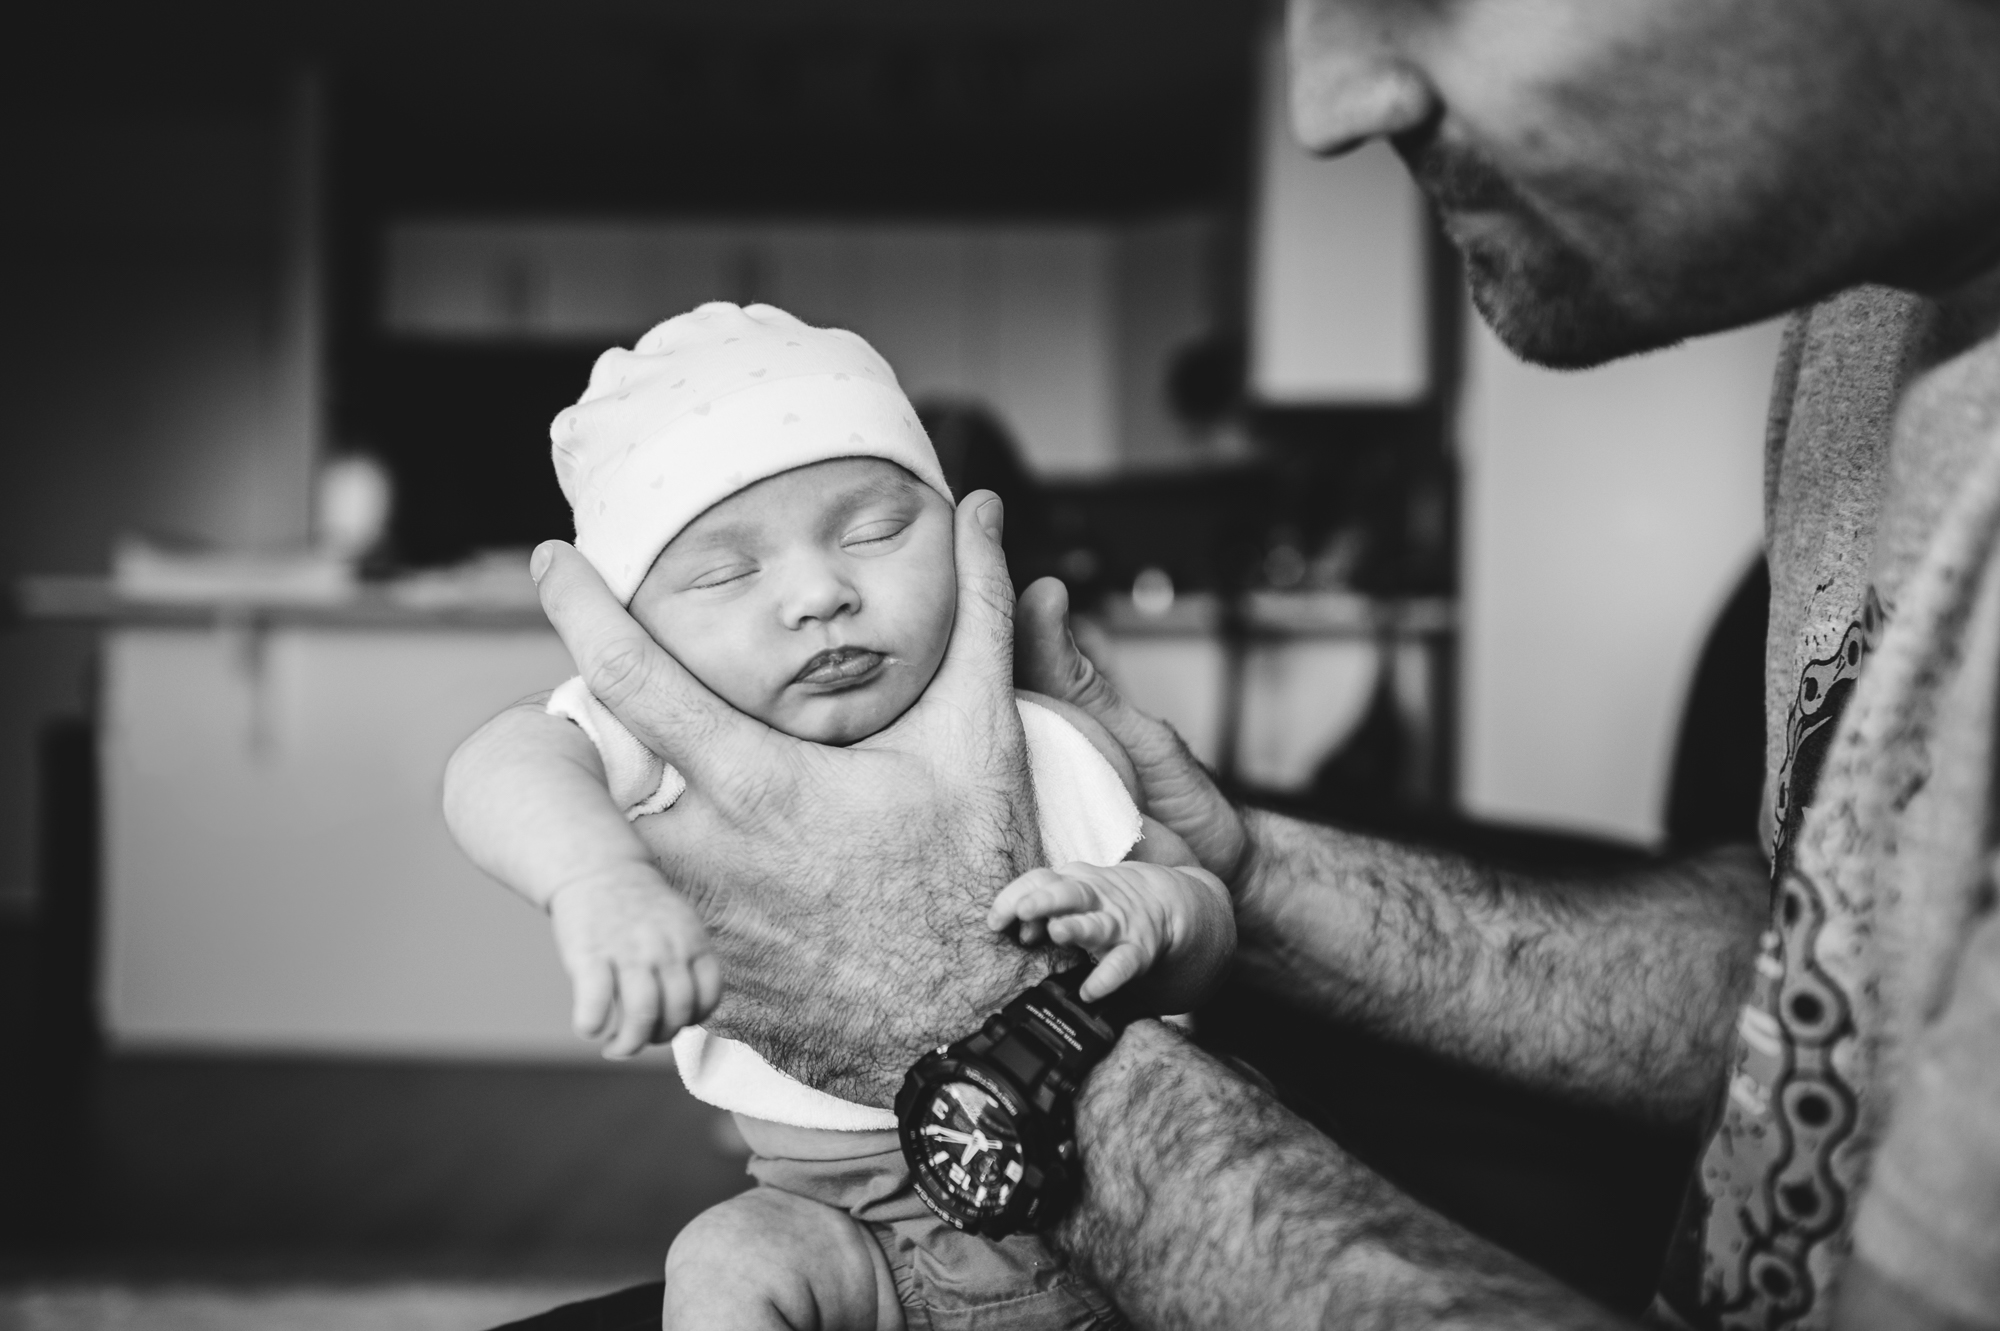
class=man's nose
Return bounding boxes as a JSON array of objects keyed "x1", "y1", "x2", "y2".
[
  {"x1": 1286, "y1": 0, "x2": 1437, "y2": 157},
  {"x1": 779, "y1": 560, "x2": 861, "y2": 629}
]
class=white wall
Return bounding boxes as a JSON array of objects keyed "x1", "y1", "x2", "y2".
[
  {"x1": 1458, "y1": 315, "x2": 1784, "y2": 844},
  {"x1": 1248, "y1": 35, "x2": 1428, "y2": 405}
]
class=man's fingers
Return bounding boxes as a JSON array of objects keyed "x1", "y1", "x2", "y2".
[
  {"x1": 923, "y1": 492, "x2": 1022, "y2": 730},
  {"x1": 605, "y1": 963, "x2": 663, "y2": 1059},
  {"x1": 1017, "y1": 573, "x2": 1249, "y2": 882},
  {"x1": 1079, "y1": 942, "x2": 1148, "y2": 1002},
  {"x1": 1017, "y1": 576, "x2": 1156, "y2": 744},
  {"x1": 1016, "y1": 577, "x2": 1090, "y2": 701},
  {"x1": 571, "y1": 962, "x2": 615, "y2": 1040},
  {"x1": 532, "y1": 541, "x2": 755, "y2": 785}
]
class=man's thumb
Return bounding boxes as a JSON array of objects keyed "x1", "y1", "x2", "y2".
[
  {"x1": 1017, "y1": 576, "x2": 1094, "y2": 703},
  {"x1": 975, "y1": 491, "x2": 1005, "y2": 544},
  {"x1": 945, "y1": 490, "x2": 1018, "y2": 677}
]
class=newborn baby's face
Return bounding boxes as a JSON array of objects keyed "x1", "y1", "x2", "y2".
[{"x1": 629, "y1": 457, "x2": 955, "y2": 745}]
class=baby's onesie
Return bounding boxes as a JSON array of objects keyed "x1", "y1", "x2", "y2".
[{"x1": 548, "y1": 680, "x2": 1141, "y2": 1329}]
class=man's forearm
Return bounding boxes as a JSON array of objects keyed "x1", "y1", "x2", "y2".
[
  {"x1": 1056, "y1": 1021, "x2": 1622, "y2": 1330},
  {"x1": 1232, "y1": 809, "x2": 1767, "y2": 1124}
]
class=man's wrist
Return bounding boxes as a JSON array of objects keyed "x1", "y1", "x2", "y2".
[
  {"x1": 1054, "y1": 1018, "x2": 1186, "y2": 1242},
  {"x1": 867, "y1": 940, "x2": 1064, "y2": 1105}
]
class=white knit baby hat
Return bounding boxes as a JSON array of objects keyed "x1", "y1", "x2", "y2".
[{"x1": 550, "y1": 301, "x2": 952, "y2": 604}]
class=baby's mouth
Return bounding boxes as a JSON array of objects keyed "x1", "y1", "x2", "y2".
[{"x1": 792, "y1": 646, "x2": 889, "y2": 689}]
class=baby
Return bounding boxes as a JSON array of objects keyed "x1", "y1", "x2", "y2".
[{"x1": 445, "y1": 302, "x2": 1232, "y2": 1331}]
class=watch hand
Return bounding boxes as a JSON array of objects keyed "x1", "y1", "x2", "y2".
[{"x1": 922, "y1": 1126, "x2": 977, "y2": 1146}]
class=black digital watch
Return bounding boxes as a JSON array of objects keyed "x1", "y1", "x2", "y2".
[{"x1": 894, "y1": 964, "x2": 1131, "y2": 1237}]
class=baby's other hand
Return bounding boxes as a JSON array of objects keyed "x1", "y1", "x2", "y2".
[
  {"x1": 986, "y1": 860, "x2": 1234, "y2": 1012},
  {"x1": 547, "y1": 864, "x2": 721, "y2": 1059}
]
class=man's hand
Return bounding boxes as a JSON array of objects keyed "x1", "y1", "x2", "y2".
[
  {"x1": 531, "y1": 492, "x2": 1060, "y2": 1107},
  {"x1": 546, "y1": 864, "x2": 721, "y2": 1059},
  {"x1": 1015, "y1": 577, "x2": 1250, "y2": 887}
]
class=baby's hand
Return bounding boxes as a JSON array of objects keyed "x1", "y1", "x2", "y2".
[
  {"x1": 547, "y1": 864, "x2": 722, "y2": 1059},
  {"x1": 986, "y1": 861, "x2": 1235, "y2": 1012}
]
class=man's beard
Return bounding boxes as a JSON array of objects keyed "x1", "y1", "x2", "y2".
[{"x1": 1398, "y1": 135, "x2": 1681, "y2": 370}]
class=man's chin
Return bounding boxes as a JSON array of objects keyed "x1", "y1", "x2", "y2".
[{"x1": 1463, "y1": 243, "x2": 1684, "y2": 370}]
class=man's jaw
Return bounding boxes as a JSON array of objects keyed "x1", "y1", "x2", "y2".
[{"x1": 1392, "y1": 130, "x2": 1667, "y2": 369}]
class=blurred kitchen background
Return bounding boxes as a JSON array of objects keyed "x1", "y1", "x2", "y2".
[{"x1": 0, "y1": 0, "x2": 1780, "y2": 1325}]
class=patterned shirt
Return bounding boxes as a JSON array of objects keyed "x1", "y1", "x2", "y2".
[{"x1": 1656, "y1": 274, "x2": 2000, "y2": 1328}]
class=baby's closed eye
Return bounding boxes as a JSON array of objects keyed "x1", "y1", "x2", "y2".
[
  {"x1": 841, "y1": 518, "x2": 910, "y2": 549},
  {"x1": 686, "y1": 559, "x2": 759, "y2": 590}
]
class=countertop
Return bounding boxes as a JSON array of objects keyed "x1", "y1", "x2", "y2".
[{"x1": 13, "y1": 574, "x2": 1453, "y2": 640}]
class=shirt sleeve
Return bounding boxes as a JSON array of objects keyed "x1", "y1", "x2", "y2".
[
  {"x1": 545, "y1": 675, "x2": 686, "y2": 819},
  {"x1": 1851, "y1": 862, "x2": 2000, "y2": 1323}
]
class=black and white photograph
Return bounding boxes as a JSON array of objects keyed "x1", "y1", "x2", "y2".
[{"x1": 3, "y1": 1, "x2": 1997, "y2": 1328}]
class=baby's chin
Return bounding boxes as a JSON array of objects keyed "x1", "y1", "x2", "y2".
[{"x1": 766, "y1": 677, "x2": 926, "y2": 746}]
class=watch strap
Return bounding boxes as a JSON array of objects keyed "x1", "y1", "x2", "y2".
[{"x1": 980, "y1": 963, "x2": 1129, "y2": 1113}]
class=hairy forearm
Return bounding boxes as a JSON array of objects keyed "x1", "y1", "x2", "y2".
[
  {"x1": 1232, "y1": 809, "x2": 1767, "y2": 1124},
  {"x1": 1056, "y1": 1021, "x2": 1622, "y2": 1330}
]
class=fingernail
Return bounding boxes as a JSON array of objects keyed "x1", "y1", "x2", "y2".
[
  {"x1": 977, "y1": 496, "x2": 1004, "y2": 541},
  {"x1": 529, "y1": 542, "x2": 556, "y2": 584}
]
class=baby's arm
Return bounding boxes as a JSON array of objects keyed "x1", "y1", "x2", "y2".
[
  {"x1": 1003, "y1": 692, "x2": 1236, "y2": 1011},
  {"x1": 443, "y1": 698, "x2": 719, "y2": 1056},
  {"x1": 987, "y1": 836, "x2": 1234, "y2": 1012}
]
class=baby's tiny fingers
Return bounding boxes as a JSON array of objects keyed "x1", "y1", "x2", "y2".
[
  {"x1": 987, "y1": 868, "x2": 1066, "y2": 929},
  {"x1": 571, "y1": 962, "x2": 616, "y2": 1041},
  {"x1": 660, "y1": 964, "x2": 696, "y2": 1038},
  {"x1": 994, "y1": 874, "x2": 1098, "y2": 929},
  {"x1": 1048, "y1": 910, "x2": 1120, "y2": 952},
  {"x1": 1079, "y1": 941, "x2": 1149, "y2": 1002},
  {"x1": 606, "y1": 964, "x2": 662, "y2": 1059},
  {"x1": 691, "y1": 953, "x2": 723, "y2": 1023}
]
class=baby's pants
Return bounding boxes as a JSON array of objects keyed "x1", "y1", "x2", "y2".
[{"x1": 734, "y1": 1115, "x2": 1127, "y2": 1331}]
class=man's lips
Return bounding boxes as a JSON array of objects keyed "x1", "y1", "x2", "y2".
[{"x1": 791, "y1": 646, "x2": 888, "y2": 688}]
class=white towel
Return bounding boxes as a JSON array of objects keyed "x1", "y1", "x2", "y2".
[
  {"x1": 547, "y1": 675, "x2": 685, "y2": 818},
  {"x1": 547, "y1": 684, "x2": 1144, "y2": 1129}
]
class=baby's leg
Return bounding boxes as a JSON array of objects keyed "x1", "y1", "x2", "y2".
[{"x1": 663, "y1": 1187, "x2": 904, "y2": 1331}]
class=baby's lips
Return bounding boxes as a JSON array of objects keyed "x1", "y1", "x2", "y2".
[{"x1": 791, "y1": 646, "x2": 887, "y2": 686}]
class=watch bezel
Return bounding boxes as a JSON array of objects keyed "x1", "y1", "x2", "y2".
[{"x1": 897, "y1": 1044, "x2": 1076, "y2": 1237}]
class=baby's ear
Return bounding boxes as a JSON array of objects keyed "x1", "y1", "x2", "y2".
[{"x1": 1015, "y1": 690, "x2": 1143, "y2": 802}]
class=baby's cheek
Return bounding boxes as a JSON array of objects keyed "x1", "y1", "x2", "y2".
[
  {"x1": 666, "y1": 631, "x2": 791, "y2": 729},
  {"x1": 907, "y1": 573, "x2": 957, "y2": 685}
]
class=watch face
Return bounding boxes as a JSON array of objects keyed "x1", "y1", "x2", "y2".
[{"x1": 912, "y1": 1079, "x2": 1025, "y2": 1219}]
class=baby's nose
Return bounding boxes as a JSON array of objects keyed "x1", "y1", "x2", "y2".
[{"x1": 780, "y1": 563, "x2": 861, "y2": 627}]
